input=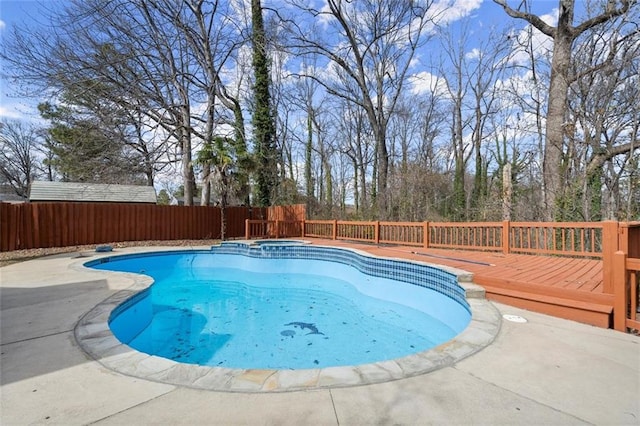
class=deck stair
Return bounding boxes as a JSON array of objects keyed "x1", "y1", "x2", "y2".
[{"x1": 475, "y1": 278, "x2": 613, "y2": 328}]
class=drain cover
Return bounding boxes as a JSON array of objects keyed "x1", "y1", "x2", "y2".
[{"x1": 502, "y1": 314, "x2": 527, "y2": 323}]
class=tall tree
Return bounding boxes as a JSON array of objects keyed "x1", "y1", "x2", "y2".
[
  {"x1": 493, "y1": 0, "x2": 634, "y2": 220},
  {"x1": 2, "y1": 0, "x2": 203, "y2": 202},
  {"x1": 251, "y1": 0, "x2": 278, "y2": 206},
  {"x1": 286, "y1": 0, "x2": 434, "y2": 218}
]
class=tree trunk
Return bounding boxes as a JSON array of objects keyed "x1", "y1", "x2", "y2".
[
  {"x1": 200, "y1": 163, "x2": 211, "y2": 206},
  {"x1": 502, "y1": 162, "x2": 512, "y2": 221},
  {"x1": 220, "y1": 168, "x2": 229, "y2": 240},
  {"x1": 543, "y1": 28, "x2": 573, "y2": 220},
  {"x1": 376, "y1": 126, "x2": 388, "y2": 219},
  {"x1": 251, "y1": 0, "x2": 277, "y2": 207},
  {"x1": 180, "y1": 120, "x2": 194, "y2": 206},
  {"x1": 305, "y1": 111, "x2": 314, "y2": 199},
  {"x1": 352, "y1": 157, "x2": 359, "y2": 213}
]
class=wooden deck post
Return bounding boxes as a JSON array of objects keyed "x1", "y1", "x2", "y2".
[
  {"x1": 423, "y1": 222, "x2": 430, "y2": 249},
  {"x1": 602, "y1": 221, "x2": 620, "y2": 294},
  {"x1": 245, "y1": 219, "x2": 250, "y2": 240},
  {"x1": 374, "y1": 221, "x2": 380, "y2": 244},
  {"x1": 612, "y1": 250, "x2": 627, "y2": 331},
  {"x1": 332, "y1": 220, "x2": 337, "y2": 240},
  {"x1": 301, "y1": 220, "x2": 305, "y2": 238},
  {"x1": 502, "y1": 220, "x2": 511, "y2": 254}
]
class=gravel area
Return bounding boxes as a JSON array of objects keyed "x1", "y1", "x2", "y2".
[{"x1": 0, "y1": 239, "x2": 221, "y2": 268}]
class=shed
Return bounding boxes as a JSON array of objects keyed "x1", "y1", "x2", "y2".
[{"x1": 28, "y1": 181, "x2": 157, "y2": 204}]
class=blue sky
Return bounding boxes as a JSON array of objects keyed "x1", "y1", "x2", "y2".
[{"x1": 0, "y1": 0, "x2": 559, "y2": 122}]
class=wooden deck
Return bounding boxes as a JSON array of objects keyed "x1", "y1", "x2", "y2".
[{"x1": 305, "y1": 239, "x2": 613, "y2": 328}]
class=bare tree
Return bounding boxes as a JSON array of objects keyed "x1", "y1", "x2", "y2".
[
  {"x1": 0, "y1": 120, "x2": 43, "y2": 197},
  {"x1": 566, "y1": 10, "x2": 640, "y2": 219},
  {"x1": 2, "y1": 0, "x2": 206, "y2": 202},
  {"x1": 284, "y1": 0, "x2": 435, "y2": 218},
  {"x1": 335, "y1": 98, "x2": 376, "y2": 216},
  {"x1": 493, "y1": 0, "x2": 635, "y2": 220}
]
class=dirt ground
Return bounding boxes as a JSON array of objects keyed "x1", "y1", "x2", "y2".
[{"x1": 0, "y1": 240, "x2": 220, "y2": 268}]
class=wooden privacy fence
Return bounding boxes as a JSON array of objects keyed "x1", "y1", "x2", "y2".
[{"x1": 0, "y1": 202, "x2": 306, "y2": 251}]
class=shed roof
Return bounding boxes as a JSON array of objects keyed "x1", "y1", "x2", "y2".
[{"x1": 28, "y1": 181, "x2": 157, "y2": 204}]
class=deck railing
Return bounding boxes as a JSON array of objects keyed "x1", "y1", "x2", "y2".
[
  {"x1": 268, "y1": 220, "x2": 609, "y2": 258},
  {"x1": 428, "y1": 222, "x2": 504, "y2": 251},
  {"x1": 509, "y1": 222, "x2": 604, "y2": 257}
]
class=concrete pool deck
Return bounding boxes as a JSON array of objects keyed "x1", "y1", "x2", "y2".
[{"x1": 1, "y1": 246, "x2": 639, "y2": 425}]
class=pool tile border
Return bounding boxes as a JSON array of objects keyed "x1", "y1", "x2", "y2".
[{"x1": 74, "y1": 243, "x2": 501, "y2": 392}]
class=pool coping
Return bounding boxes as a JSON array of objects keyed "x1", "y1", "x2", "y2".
[{"x1": 73, "y1": 243, "x2": 502, "y2": 393}]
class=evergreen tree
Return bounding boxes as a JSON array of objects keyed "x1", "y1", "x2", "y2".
[{"x1": 38, "y1": 101, "x2": 144, "y2": 184}]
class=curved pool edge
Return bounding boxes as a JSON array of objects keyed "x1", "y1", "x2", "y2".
[{"x1": 73, "y1": 244, "x2": 502, "y2": 392}]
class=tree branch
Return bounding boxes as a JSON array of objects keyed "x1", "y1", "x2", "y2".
[
  {"x1": 492, "y1": 0, "x2": 555, "y2": 37},
  {"x1": 572, "y1": 0, "x2": 633, "y2": 36}
]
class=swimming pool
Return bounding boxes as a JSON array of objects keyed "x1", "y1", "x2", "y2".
[
  {"x1": 88, "y1": 243, "x2": 470, "y2": 369},
  {"x1": 77, "y1": 242, "x2": 499, "y2": 391}
]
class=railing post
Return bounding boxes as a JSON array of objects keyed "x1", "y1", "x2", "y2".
[
  {"x1": 275, "y1": 220, "x2": 280, "y2": 239},
  {"x1": 301, "y1": 220, "x2": 305, "y2": 238},
  {"x1": 602, "y1": 221, "x2": 620, "y2": 294},
  {"x1": 374, "y1": 221, "x2": 380, "y2": 244},
  {"x1": 613, "y1": 250, "x2": 627, "y2": 332},
  {"x1": 502, "y1": 220, "x2": 511, "y2": 254},
  {"x1": 245, "y1": 219, "x2": 250, "y2": 240},
  {"x1": 423, "y1": 221, "x2": 430, "y2": 249},
  {"x1": 332, "y1": 220, "x2": 337, "y2": 240}
]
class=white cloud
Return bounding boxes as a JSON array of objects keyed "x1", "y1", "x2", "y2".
[
  {"x1": 0, "y1": 19, "x2": 6, "y2": 31},
  {"x1": 465, "y1": 48, "x2": 481, "y2": 60},
  {"x1": 429, "y1": 0, "x2": 483, "y2": 26},
  {"x1": 408, "y1": 71, "x2": 448, "y2": 97},
  {"x1": 0, "y1": 105, "x2": 23, "y2": 119}
]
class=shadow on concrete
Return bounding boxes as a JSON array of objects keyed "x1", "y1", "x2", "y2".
[{"x1": 0, "y1": 279, "x2": 115, "y2": 385}]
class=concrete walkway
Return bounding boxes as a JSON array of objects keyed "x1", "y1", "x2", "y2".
[{"x1": 1, "y1": 248, "x2": 639, "y2": 425}]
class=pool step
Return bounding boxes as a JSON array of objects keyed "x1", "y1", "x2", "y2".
[{"x1": 462, "y1": 282, "x2": 486, "y2": 299}]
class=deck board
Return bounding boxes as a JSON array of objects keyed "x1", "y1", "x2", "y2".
[{"x1": 304, "y1": 238, "x2": 610, "y2": 327}]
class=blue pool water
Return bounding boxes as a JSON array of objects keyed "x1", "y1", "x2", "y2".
[{"x1": 89, "y1": 246, "x2": 471, "y2": 369}]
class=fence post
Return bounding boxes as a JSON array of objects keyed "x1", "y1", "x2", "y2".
[
  {"x1": 374, "y1": 221, "x2": 380, "y2": 244},
  {"x1": 602, "y1": 221, "x2": 620, "y2": 294},
  {"x1": 245, "y1": 219, "x2": 250, "y2": 240},
  {"x1": 612, "y1": 250, "x2": 627, "y2": 331},
  {"x1": 502, "y1": 220, "x2": 511, "y2": 255},
  {"x1": 332, "y1": 220, "x2": 337, "y2": 240},
  {"x1": 423, "y1": 222, "x2": 430, "y2": 249},
  {"x1": 275, "y1": 220, "x2": 280, "y2": 239},
  {"x1": 301, "y1": 220, "x2": 305, "y2": 238}
]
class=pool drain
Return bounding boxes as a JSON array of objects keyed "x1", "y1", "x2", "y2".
[{"x1": 502, "y1": 314, "x2": 527, "y2": 323}]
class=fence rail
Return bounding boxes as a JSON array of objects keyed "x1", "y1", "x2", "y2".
[
  {"x1": 0, "y1": 202, "x2": 305, "y2": 251},
  {"x1": 379, "y1": 222, "x2": 424, "y2": 247},
  {"x1": 291, "y1": 220, "x2": 608, "y2": 258},
  {"x1": 428, "y1": 222, "x2": 504, "y2": 251},
  {"x1": 509, "y1": 222, "x2": 604, "y2": 257}
]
